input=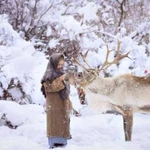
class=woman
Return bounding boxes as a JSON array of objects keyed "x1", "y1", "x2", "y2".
[{"x1": 41, "y1": 53, "x2": 72, "y2": 148}]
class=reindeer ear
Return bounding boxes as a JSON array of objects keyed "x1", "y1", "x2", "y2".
[{"x1": 83, "y1": 50, "x2": 89, "y2": 58}]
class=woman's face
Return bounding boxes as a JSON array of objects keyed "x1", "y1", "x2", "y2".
[{"x1": 57, "y1": 58, "x2": 64, "y2": 70}]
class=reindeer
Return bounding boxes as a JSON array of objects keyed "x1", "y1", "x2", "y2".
[{"x1": 71, "y1": 41, "x2": 150, "y2": 141}]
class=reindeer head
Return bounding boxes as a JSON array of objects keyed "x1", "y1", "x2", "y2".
[
  {"x1": 73, "y1": 41, "x2": 131, "y2": 87},
  {"x1": 64, "y1": 68, "x2": 97, "y2": 87},
  {"x1": 75, "y1": 69, "x2": 98, "y2": 87}
]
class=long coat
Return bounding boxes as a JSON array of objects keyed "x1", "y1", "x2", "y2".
[{"x1": 43, "y1": 77, "x2": 72, "y2": 138}]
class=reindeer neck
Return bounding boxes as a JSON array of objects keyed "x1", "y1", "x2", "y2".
[{"x1": 85, "y1": 76, "x2": 115, "y2": 96}]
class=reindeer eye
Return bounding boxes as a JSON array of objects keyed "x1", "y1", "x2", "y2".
[{"x1": 77, "y1": 72, "x2": 82, "y2": 78}]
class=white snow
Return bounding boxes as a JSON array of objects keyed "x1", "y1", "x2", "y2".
[
  {"x1": 0, "y1": 2, "x2": 150, "y2": 150},
  {"x1": 0, "y1": 99, "x2": 150, "y2": 150}
]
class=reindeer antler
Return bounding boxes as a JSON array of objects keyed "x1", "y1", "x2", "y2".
[
  {"x1": 98, "y1": 41, "x2": 131, "y2": 73},
  {"x1": 73, "y1": 41, "x2": 130, "y2": 75},
  {"x1": 79, "y1": 50, "x2": 92, "y2": 69},
  {"x1": 73, "y1": 50, "x2": 92, "y2": 70},
  {"x1": 73, "y1": 56, "x2": 88, "y2": 70}
]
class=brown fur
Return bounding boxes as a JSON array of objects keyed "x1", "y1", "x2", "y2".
[
  {"x1": 122, "y1": 74, "x2": 150, "y2": 85},
  {"x1": 139, "y1": 105, "x2": 150, "y2": 113}
]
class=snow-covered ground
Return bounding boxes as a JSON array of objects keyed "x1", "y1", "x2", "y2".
[{"x1": 0, "y1": 88, "x2": 150, "y2": 150}]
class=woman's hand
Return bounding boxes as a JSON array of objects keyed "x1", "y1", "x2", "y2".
[
  {"x1": 59, "y1": 75, "x2": 65, "y2": 81},
  {"x1": 59, "y1": 74, "x2": 69, "y2": 82}
]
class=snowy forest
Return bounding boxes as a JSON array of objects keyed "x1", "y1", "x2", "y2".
[{"x1": 0, "y1": 0, "x2": 150, "y2": 150}]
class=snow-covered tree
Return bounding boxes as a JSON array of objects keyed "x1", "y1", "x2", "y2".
[{"x1": 0, "y1": 15, "x2": 46, "y2": 105}]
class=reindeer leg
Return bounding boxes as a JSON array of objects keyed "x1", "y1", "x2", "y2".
[{"x1": 123, "y1": 110, "x2": 133, "y2": 141}]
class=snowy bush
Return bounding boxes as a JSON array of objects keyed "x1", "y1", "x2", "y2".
[
  {"x1": 0, "y1": 100, "x2": 45, "y2": 129},
  {"x1": 0, "y1": 16, "x2": 46, "y2": 105},
  {"x1": 0, "y1": 100, "x2": 30, "y2": 128}
]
